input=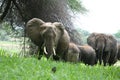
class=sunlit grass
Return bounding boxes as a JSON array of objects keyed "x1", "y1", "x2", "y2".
[
  {"x1": 0, "y1": 41, "x2": 120, "y2": 80},
  {"x1": 0, "y1": 53, "x2": 120, "y2": 80}
]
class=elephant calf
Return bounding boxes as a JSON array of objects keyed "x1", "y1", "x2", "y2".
[
  {"x1": 78, "y1": 45, "x2": 97, "y2": 66},
  {"x1": 65, "y1": 42, "x2": 80, "y2": 63}
]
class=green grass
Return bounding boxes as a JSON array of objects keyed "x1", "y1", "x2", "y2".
[
  {"x1": 0, "y1": 41, "x2": 120, "y2": 80},
  {"x1": 0, "y1": 54, "x2": 120, "y2": 80}
]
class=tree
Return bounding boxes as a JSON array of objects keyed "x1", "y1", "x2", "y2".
[
  {"x1": 114, "y1": 30, "x2": 120, "y2": 43},
  {"x1": 114, "y1": 30, "x2": 120, "y2": 38},
  {"x1": 0, "y1": 0, "x2": 87, "y2": 54},
  {"x1": 77, "y1": 28, "x2": 90, "y2": 44}
]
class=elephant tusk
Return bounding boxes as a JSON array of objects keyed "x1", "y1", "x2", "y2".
[
  {"x1": 53, "y1": 48, "x2": 56, "y2": 55},
  {"x1": 44, "y1": 47, "x2": 48, "y2": 54}
]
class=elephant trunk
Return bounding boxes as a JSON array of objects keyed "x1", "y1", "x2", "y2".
[{"x1": 43, "y1": 39, "x2": 56, "y2": 58}]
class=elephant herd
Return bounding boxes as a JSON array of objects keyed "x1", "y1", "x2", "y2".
[
  {"x1": 87, "y1": 33, "x2": 119, "y2": 66},
  {"x1": 26, "y1": 18, "x2": 120, "y2": 66}
]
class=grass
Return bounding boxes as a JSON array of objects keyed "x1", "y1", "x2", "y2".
[
  {"x1": 0, "y1": 41, "x2": 29, "y2": 56},
  {"x1": 0, "y1": 41, "x2": 120, "y2": 80},
  {"x1": 0, "y1": 41, "x2": 22, "y2": 53},
  {"x1": 0, "y1": 51, "x2": 120, "y2": 80}
]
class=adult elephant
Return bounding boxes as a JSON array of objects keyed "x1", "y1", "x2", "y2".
[
  {"x1": 87, "y1": 33, "x2": 107, "y2": 65},
  {"x1": 26, "y1": 18, "x2": 70, "y2": 60},
  {"x1": 78, "y1": 45, "x2": 96, "y2": 66},
  {"x1": 65, "y1": 42, "x2": 80, "y2": 63}
]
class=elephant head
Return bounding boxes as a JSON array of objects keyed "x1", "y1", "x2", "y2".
[
  {"x1": 95, "y1": 34, "x2": 106, "y2": 51},
  {"x1": 66, "y1": 42, "x2": 80, "y2": 63},
  {"x1": 39, "y1": 22, "x2": 65, "y2": 58},
  {"x1": 95, "y1": 33, "x2": 107, "y2": 65}
]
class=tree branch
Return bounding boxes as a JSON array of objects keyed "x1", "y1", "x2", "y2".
[
  {"x1": 0, "y1": 0, "x2": 12, "y2": 20},
  {"x1": 0, "y1": 0, "x2": 7, "y2": 12},
  {"x1": 12, "y1": 0, "x2": 24, "y2": 21}
]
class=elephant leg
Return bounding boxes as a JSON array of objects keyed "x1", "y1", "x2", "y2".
[
  {"x1": 103, "y1": 52, "x2": 110, "y2": 66},
  {"x1": 53, "y1": 55, "x2": 60, "y2": 61},
  {"x1": 38, "y1": 47, "x2": 44, "y2": 60},
  {"x1": 91, "y1": 57, "x2": 97, "y2": 66},
  {"x1": 108, "y1": 55, "x2": 117, "y2": 66},
  {"x1": 95, "y1": 50, "x2": 99, "y2": 64},
  {"x1": 62, "y1": 48, "x2": 69, "y2": 61},
  {"x1": 98, "y1": 53, "x2": 102, "y2": 65}
]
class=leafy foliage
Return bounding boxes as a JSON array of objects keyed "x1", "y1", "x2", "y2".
[
  {"x1": 0, "y1": 22, "x2": 23, "y2": 41},
  {"x1": 0, "y1": 22, "x2": 12, "y2": 41},
  {"x1": 114, "y1": 30, "x2": 120, "y2": 42},
  {"x1": 77, "y1": 28, "x2": 90, "y2": 44},
  {"x1": 114, "y1": 30, "x2": 120, "y2": 38},
  {"x1": 67, "y1": 0, "x2": 87, "y2": 13}
]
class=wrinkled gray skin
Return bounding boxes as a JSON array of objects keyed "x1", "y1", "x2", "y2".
[
  {"x1": 87, "y1": 33, "x2": 107, "y2": 65},
  {"x1": 106, "y1": 35, "x2": 117, "y2": 65},
  {"x1": 78, "y1": 45, "x2": 96, "y2": 66},
  {"x1": 87, "y1": 33, "x2": 117, "y2": 66},
  {"x1": 95, "y1": 33, "x2": 108, "y2": 66},
  {"x1": 26, "y1": 18, "x2": 70, "y2": 60},
  {"x1": 117, "y1": 43, "x2": 120, "y2": 60},
  {"x1": 87, "y1": 33, "x2": 98, "y2": 49},
  {"x1": 65, "y1": 42, "x2": 80, "y2": 63}
]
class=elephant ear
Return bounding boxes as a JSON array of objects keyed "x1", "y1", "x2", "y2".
[
  {"x1": 53, "y1": 22, "x2": 65, "y2": 35},
  {"x1": 26, "y1": 18, "x2": 45, "y2": 27}
]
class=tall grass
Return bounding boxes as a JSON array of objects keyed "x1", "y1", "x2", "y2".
[{"x1": 0, "y1": 49, "x2": 120, "y2": 80}]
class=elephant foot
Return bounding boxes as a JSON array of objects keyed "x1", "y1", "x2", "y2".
[
  {"x1": 53, "y1": 55, "x2": 60, "y2": 61},
  {"x1": 38, "y1": 55, "x2": 43, "y2": 60}
]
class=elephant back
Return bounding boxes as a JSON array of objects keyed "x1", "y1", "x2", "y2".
[{"x1": 78, "y1": 45, "x2": 96, "y2": 65}]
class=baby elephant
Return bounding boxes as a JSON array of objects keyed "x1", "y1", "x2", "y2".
[
  {"x1": 66, "y1": 42, "x2": 80, "y2": 63},
  {"x1": 78, "y1": 45, "x2": 97, "y2": 66}
]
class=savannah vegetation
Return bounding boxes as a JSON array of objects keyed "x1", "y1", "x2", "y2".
[
  {"x1": 0, "y1": 48, "x2": 120, "y2": 80},
  {"x1": 0, "y1": 23, "x2": 120, "y2": 80},
  {"x1": 0, "y1": 0, "x2": 120, "y2": 80}
]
